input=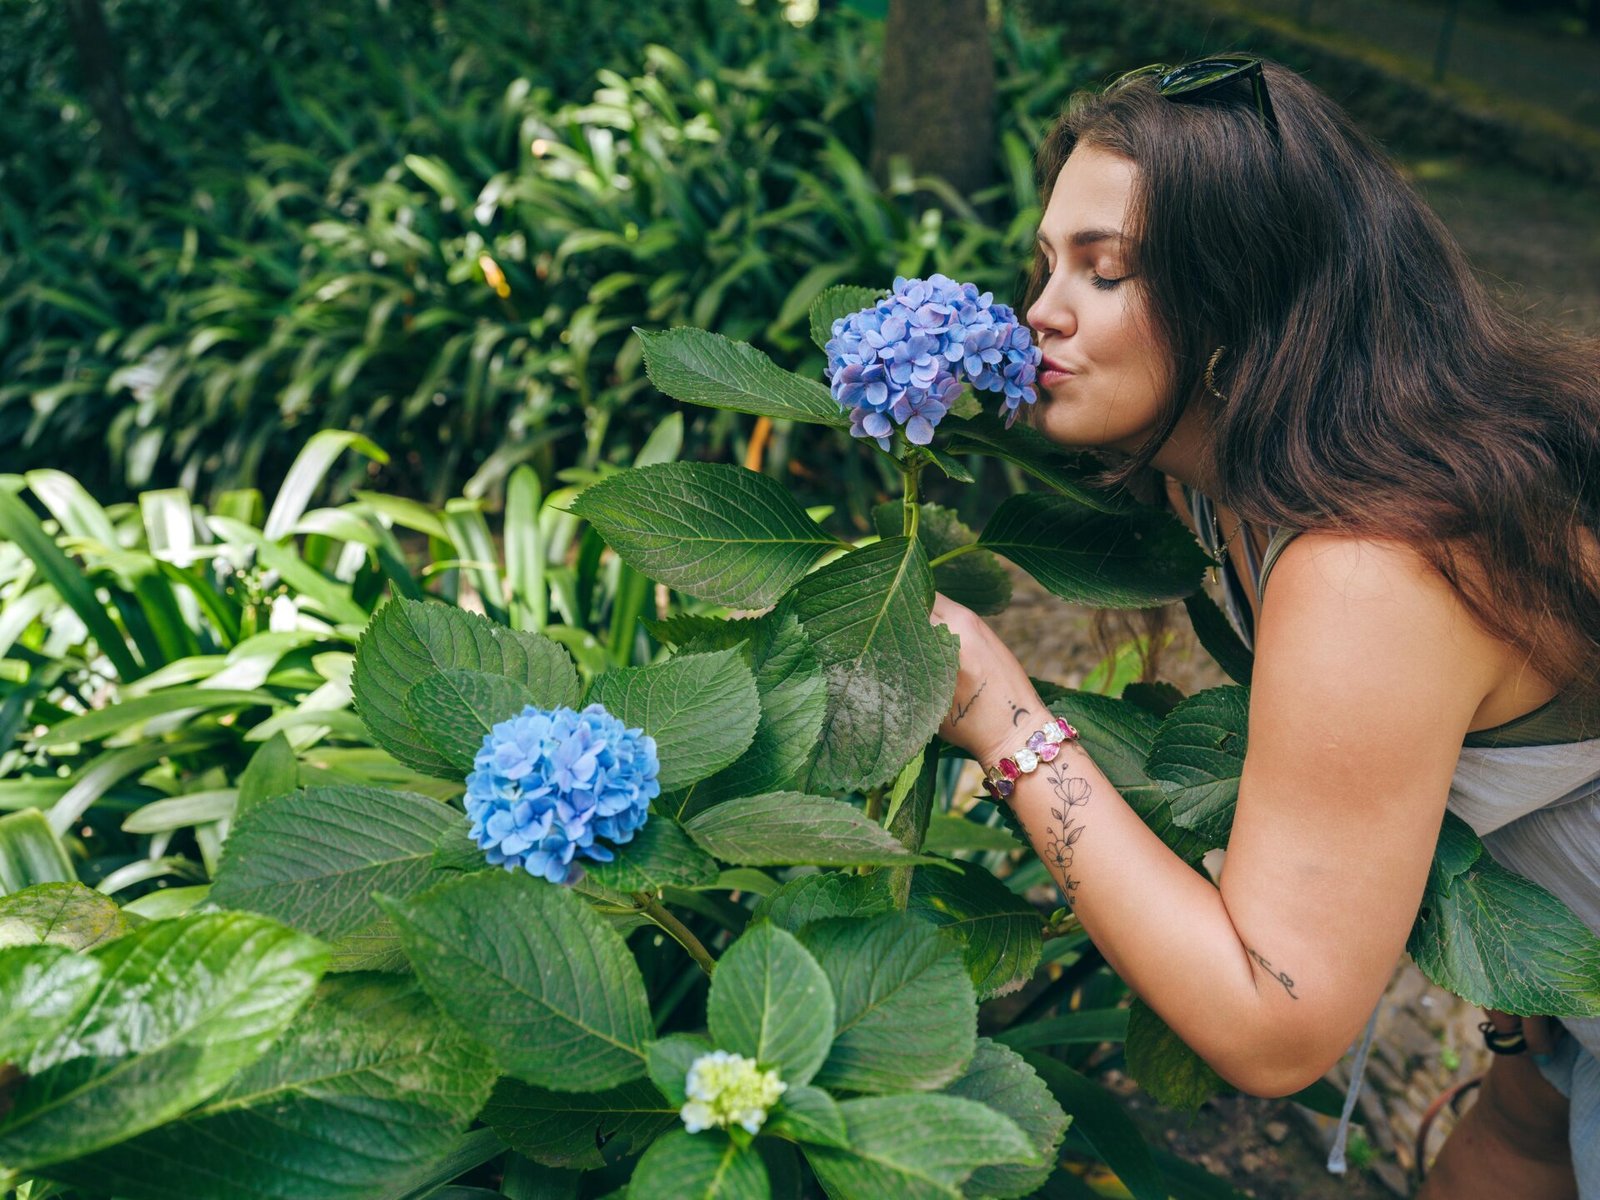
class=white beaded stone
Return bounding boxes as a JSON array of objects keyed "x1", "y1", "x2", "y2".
[
  {"x1": 1015, "y1": 748, "x2": 1040, "y2": 773},
  {"x1": 1042, "y1": 723, "x2": 1065, "y2": 745}
]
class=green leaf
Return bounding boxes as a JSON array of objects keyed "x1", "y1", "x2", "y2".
[
  {"x1": 0, "y1": 944, "x2": 103, "y2": 1067},
  {"x1": 909, "y1": 860, "x2": 1043, "y2": 1001},
  {"x1": 766, "y1": 1083, "x2": 848, "y2": 1148},
  {"x1": 994, "y1": 1008, "x2": 1132, "y2": 1051},
  {"x1": 1124, "y1": 999, "x2": 1226, "y2": 1112},
  {"x1": 750, "y1": 872, "x2": 891, "y2": 932},
  {"x1": 922, "y1": 813, "x2": 1022, "y2": 854},
  {"x1": 873, "y1": 502, "x2": 1010, "y2": 616},
  {"x1": 808, "y1": 285, "x2": 883, "y2": 353},
  {"x1": 572, "y1": 463, "x2": 839, "y2": 609},
  {"x1": 1409, "y1": 817, "x2": 1600, "y2": 1017},
  {"x1": 263, "y1": 430, "x2": 389, "y2": 541},
  {"x1": 685, "y1": 794, "x2": 933, "y2": 868},
  {"x1": 0, "y1": 913, "x2": 327, "y2": 1170},
  {"x1": 380, "y1": 869, "x2": 652, "y2": 1090},
  {"x1": 37, "y1": 687, "x2": 285, "y2": 747},
  {"x1": 483, "y1": 1076, "x2": 677, "y2": 1170},
  {"x1": 979, "y1": 494, "x2": 1210, "y2": 609},
  {"x1": 941, "y1": 412, "x2": 1125, "y2": 514},
  {"x1": 210, "y1": 786, "x2": 466, "y2": 941},
  {"x1": 675, "y1": 612, "x2": 828, "y2": 816},
  {"x1": 0, "y1": 810, "x2": 75, "y2": 894},
  {"x1": 1019, "y1": 1052, "x2": 1168, "y2": 1200},
  {"x1": 628, "y1": 1128, "x2": 769, "y2": 1200},
  {"x1": 1146, "y1": 686, "x2": 1250, "y2": 844},
  {"x1": 352, "y1": 599, "x2": 580, "y2": 780},
  {"x1": 802, "y1": 1094, "x2": 1039, "y2": 1200},
  {"x1": 638, "y1": 327, "x2": 848, "y2": 428},
  {"x1": 0, "y1": 882, "x2": 129, "y2": 951},
  {"x1": 235, "y1": 733, "x2": 300, "y2": 819},
  {"x1": 1182, "y1": 591, "x2": 1253, "y2": 686},
  {"x1": 709, "y1": 924, "x2": 835, "y2": 1086},
  {"x1": 584, "y1": 814, "x2": 719, "y2": 893},
  {"x1": 793, "y1": 537, "x2": 959, "y2": 792},
  {"x1": 943, "y1": 1038, "x2": 1071, "y2": 1199},
  {"x1": 49, "y1": 974, "x2": 497, "y2": 1200},
  {"x1": 801, "y1": 913, "x2": 976, "y2": 1093},
  {"x1": 647, "y1": 1033, "x2": 713, "y2": 1106},
  {"x1": 588, "y1": 649, "x2": 761, "y2": 793},
  {"x1": 1427, "y1": 810, "x2": 1484, "y2": 892},
  {"x1": 405, "y1": 669, "x2": 539, "y2": 773}
]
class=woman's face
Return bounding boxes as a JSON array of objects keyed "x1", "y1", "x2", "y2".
[{"x1": 1025, "y1": 145, "x2": 1175, "y2": 455}]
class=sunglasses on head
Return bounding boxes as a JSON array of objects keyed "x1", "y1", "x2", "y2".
[{"x1": 1112, "y1": 55, "x2": 1279, "y2": 139}]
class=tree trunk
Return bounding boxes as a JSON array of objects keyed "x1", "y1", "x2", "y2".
[
  {"x1": 62, "y1": 0, "x2": 139, "y2": 166},
  {"x1": 870, "y1": 0, "x2": 995, "y2": 209}
]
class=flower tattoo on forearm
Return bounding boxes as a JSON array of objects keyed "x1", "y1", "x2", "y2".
[{"x1": 1040, "y1": 758, "x2": 1089, "y2": 902}]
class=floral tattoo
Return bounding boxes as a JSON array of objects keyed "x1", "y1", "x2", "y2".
[{"x1": 1041, "y1": 758, "x2": 1090, "y2": 902}]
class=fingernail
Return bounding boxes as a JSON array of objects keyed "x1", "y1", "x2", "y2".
[{"x1": 1532, "y1": 1052, "x2": 1552, "y2": 1067}]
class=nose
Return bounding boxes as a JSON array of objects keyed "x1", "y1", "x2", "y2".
[{"x1": 1025, "y1": 268, "x2": 1076, "y2": 341}]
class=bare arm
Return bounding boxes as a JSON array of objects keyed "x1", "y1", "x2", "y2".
[{"x1": 935, "y1": 534, "x2": 1504, "y2": 1094}]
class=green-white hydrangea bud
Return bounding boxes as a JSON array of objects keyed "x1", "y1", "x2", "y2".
[{"x1": 680, "y1": 1049, "x2": 787, "y2": 1135}]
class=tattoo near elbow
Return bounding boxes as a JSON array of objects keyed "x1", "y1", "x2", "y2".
[{"x1": 1246, "y1": 947, "x2": 1300, "y2": 1000}]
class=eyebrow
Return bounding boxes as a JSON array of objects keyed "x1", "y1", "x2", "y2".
[{"x1": 1036, "y1": 228, "x2": 1126, "y2": 250}]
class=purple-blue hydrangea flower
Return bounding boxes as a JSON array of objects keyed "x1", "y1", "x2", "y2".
[
  {"x1": 824, "y1": 274, "x2": 1043, "y2": 448},
  {"x1": 464, "y1": 702, "x2": 659, "y2": 885}
]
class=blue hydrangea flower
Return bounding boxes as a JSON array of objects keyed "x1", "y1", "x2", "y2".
[
  {"x1": 464, "y1": 702, "x2": 659, "y2": 885},
  {"x1": 824, "y1": 275, "x2": 1043, "y2": 448}
]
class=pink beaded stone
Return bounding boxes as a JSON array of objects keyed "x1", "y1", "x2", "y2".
[
  {"x1": 998, "y1": 757, "x2": 1021, "y2": 781},
  {"x1": 1037, "y1": 741, "x2": 1060, "y2": 762},
  {"x1": 1055, "y1": 717, "x2": 1078, "y2": 740}
]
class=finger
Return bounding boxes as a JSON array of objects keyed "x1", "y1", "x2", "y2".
[{"x1": 1522, "y1": 1015, "x2": 1559, "y2": 1056}]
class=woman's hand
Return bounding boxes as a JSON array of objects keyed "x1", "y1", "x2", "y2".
[{"x1": 930, "y1": 592, "x2": 1049, "y2": 768}]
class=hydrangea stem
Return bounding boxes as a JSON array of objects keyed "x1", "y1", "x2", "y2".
[
  {"x1": 639, "y1": 896, "x2": 717, "y2": 975},
  {"x1": 902, "y1": 455, "x2": 923, "y2": 541},
  {"x1": 927, "y1": 542, "x2": 980, "y2": 569}
]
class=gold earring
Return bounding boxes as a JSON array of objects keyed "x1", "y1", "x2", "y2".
[{"x1": 1204, "y1": 345, "x2": 1228, "y2": 403}]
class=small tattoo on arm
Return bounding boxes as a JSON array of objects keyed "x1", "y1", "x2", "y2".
[
  {"x1": 1039, "y1": 758, "x2": 1090, "y2": 903},
  {"x1": 1247, "y1": 947, "x2": 1299, "y2": 999},
  {"x1": 949, "y1": 680, "x2": 986, "y2": 726},
  {"x1": 1008, "y1": 699, "x2": 1031, "y2": 726}
]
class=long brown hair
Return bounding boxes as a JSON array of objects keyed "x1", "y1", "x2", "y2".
[{"x1": 1025, "y1": 60, "x2": 1600, "y2": 700}]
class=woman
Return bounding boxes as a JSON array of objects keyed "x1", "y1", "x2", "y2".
[{"x1": 932, "y1": 58, "x2": 1600, "y2": 1196}]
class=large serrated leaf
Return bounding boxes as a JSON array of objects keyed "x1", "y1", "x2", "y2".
[
  {"x1": 766, "y1": 1083, "x2": 848, "y2": 1148},
  {"x1": 1409, "y1": 817, "x2": 1600, "y2": 1017},
  {"x1": 1123, "y1": 999, "x2": 1226, "y2": 1113},
  {"x1": 943, "y1": 1038, "x2": 1071, "y2": 1199},
  {"x1": 0, "y1": 882, "x2": 129, "y2": 951},
  {"x1": 1145, "y1": 686, "x2": 1250, "y2": 844},
  {"x1": 0, "y1": 944, "x2": 103, "y2": 1067},
  {"x1": 800, "y1": 913, "x2": 976, "y2": 1093},
  {"x1": 802, "y1": 1094, "x2": 1039, "y2": 1200},
  {"x1": 380, "y1": 869, "x2": 652, "y2": 1091},
  {"x1": 793, "y1": 537, "x2": 958, "y2": 793},
  {"x1": 572, "y1": 462, "x2": 839, "y2": 608},
  {"x1": 676, "y1": 612, "x2": 828, "y2": 817},
  {"x1": 909, "y1": 860, "x2": 1042, "y2": 1001},
  {"x1": 684, "y1": 793, "x2": 932, "y2": 868},
  {"x1": 750, "y1": 872, "x2": 891, "y2": 931},
  {"x1": 1183, "y1": 590, "x2": 1254, "y2": 686},
  {"x1": 872, "y1": 501, "x2": 1011, "y2": 616},
  {"x1": 589, "y1": 649, "x2": 760, "y2": 793},
  {"x1": 0, "y1": 913, "x2": 327, "y2": 1170},
  {"x1": 638, "y1": 326, "x2": 848, "y2": 428},
  {"x1": 405, "y1": 670, "x2": 539, "y2": 774},
  {"x1": 583, "y1": 813, "x2": 719, "y2": 893},
  {"x1": 210, "y1": 786, "x2": 467, "y2": 942},
  {"x1": 482, "y1": 1076, "x2": 677, "y2": 1170},
  {"x1": 629, "y1": 1128, "x2": 770, "y2": 1200},
  {"x1": 49, "y1": 974, "x2": 498, "y2": 1200},
  {"x1": 352, "y1": 599, "x2": 580, "y2": 779},
  {"x1": 709, "y1": 924, "x2": 834, "y2": 1086},
  {"x1": 1019, "y1": 1052, "x2": 1168, "y2": 1200},
  {"x1": 979, "y1": 493, "x2": 1209, "y2": 609}
]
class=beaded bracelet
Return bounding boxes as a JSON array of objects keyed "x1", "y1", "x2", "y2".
[{"x1": 981, "y1": 716, "x2": 1079, "y2": 801}]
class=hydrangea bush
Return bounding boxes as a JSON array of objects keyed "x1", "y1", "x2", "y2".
[{"x1": 3, "y1": 284, "x2": 1599, "y2": 1199}]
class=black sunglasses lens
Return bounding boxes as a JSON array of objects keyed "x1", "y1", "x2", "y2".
[{"x1": 1158, "y1": 58, "x2": 1259, "y2": 96}]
